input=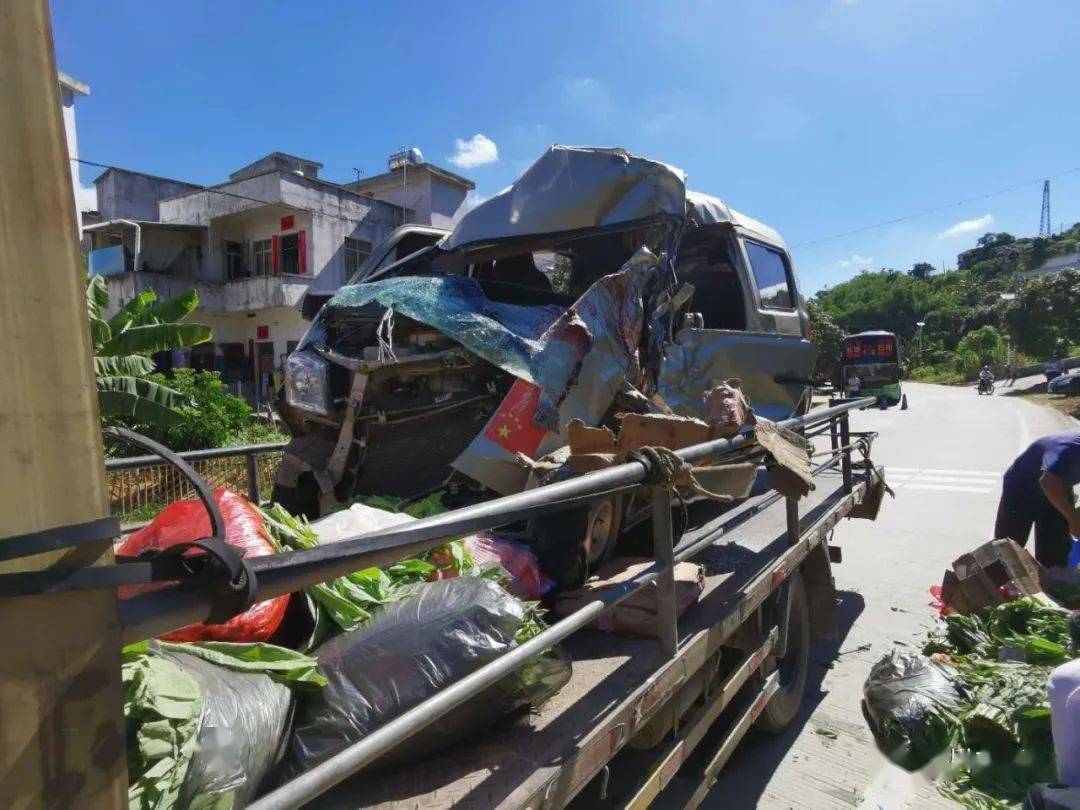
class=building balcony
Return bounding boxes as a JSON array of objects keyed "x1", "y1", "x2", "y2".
[{"x1": 98, "y1": 270, "x2": 312, "y2": 314}]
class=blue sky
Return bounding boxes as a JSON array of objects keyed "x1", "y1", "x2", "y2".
[{"x1": 53, "y1": 0, "x2": 1080, "y2": 293}]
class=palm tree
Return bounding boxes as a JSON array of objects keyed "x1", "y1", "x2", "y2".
[{"x1": 86, "y1": 275, "x2": 213, "y2": 426}]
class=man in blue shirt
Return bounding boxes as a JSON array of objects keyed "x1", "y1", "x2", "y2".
[{"x1": 995, "y1": 430, "x2": 1080, "y2": 567}]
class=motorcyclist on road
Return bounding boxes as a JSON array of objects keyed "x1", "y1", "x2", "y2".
[{"x1": 979, "y1": 366, "x2": 995, "y2": 385}]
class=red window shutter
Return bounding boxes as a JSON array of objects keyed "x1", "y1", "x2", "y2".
[
  {"x1": 272, "y1": 235, "x2": 280, "y2": 276},
  {"x1": 298, "y1": 230, "x2": 308, "y2": 274}
]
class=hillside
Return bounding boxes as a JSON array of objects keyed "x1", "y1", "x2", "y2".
[{"x1": 811, "y1": 224, "x2": 1080, "y2": 380}]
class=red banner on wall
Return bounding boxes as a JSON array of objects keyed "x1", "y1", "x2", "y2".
[{"x1": 280, "y1": 214, "x2": 294, "y2": 231}]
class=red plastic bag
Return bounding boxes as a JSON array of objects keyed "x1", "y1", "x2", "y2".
[
  {"x1": 117, "y1": 489, "x2": 289, "y2": 642},
  {"x1": 465, "y1": 534, "x2": 553, "y2": 601}
]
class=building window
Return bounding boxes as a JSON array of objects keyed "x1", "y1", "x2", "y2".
[
  {"x1": 344, "y1": 237, "x2": 373, "y2": 280},
  {"x1": 225, "y1": 241, "x2": 246, "y2": 279},
  {"x1": 744, "y1": 241, "x2": 796, "y2": 310},
  {"x1": 253, "y1": 239, "x2": 273, "y2": 277},
  {"x1": 279, "y1": 233, "x2": 300, "y2": 275}
]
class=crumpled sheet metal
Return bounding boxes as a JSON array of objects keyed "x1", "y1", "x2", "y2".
[
  {"x1": 325, "y1": 274, "x2": 564, "y2": 383},
  {"x1": 443, "y1": 146, "x2": 687, "y2": 251},
  {"x1": 453, "y1": 248, "x2": 663, "y2": 494},
  {"x1": 657, "y1": 329, "x2": 807, "y2": 423}
]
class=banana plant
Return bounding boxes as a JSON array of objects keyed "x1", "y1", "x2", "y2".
[{"x1": 86, "y1": 275, "x2": 213, "y2": 426}]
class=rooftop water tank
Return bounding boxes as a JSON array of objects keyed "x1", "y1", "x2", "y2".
[{"x1": 388, "y1": 147, "x2": 423, "y2": 170}]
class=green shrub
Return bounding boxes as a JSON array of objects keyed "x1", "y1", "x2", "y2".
[{"x1": 125, "y1": 369, "x2": 254, "y2": 451}]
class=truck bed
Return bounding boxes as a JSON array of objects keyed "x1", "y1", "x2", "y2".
[{"x1": 314, "y1": 466, "x2": 871, "y2": 809}]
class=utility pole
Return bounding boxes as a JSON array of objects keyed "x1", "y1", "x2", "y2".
[{"x1": 0, "y1": 2, "x2": 127, "y2": 807}]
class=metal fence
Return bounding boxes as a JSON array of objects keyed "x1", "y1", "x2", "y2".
[{"x1": 105, "y1": 442, "x2": 287, "y2": 527}]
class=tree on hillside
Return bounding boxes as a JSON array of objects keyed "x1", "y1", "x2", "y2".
[
  {"x1": 977, "y1": 232, "x2": 1015, "y2": 249},
  {"x1": 909, "y1": 262, "x2": 935, "y2": 279},
  {"x1": 87, "y1": 275, "x2": 212, "y2": 426},
  {"x1": 1005, "y1": 269, "x2": 1080, "y2": 359}
]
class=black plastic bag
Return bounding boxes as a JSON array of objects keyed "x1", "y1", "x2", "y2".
[
  {"x1": 282, "y1": 576, "x2": 571, "y2": 778},
  {"x1": 863, "y1": 648, "x2": 962, "y2": 769},
  {"x1": 153, "y1": 649, "x2": 294, "y2": 807}
]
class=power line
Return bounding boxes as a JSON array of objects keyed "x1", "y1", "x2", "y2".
[
  {"x1": 71, "y1": 157, "x2": 400, "y2": 229},
  {"x1": 791, "y1": 165, "x2": 1080, "y2": 249}
]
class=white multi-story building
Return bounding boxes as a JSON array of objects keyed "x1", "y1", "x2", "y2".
[
  {"x1": 85, "y1": 151, "x2": 473, "y2": 401},
  {"x1": 57, "y1": 70, "x2": 91, "y2": 233}
]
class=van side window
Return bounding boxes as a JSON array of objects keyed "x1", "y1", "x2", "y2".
[
  {"x1": 674, "y1": 229, "x2": 747, "y2": 330},
  {"x1": 745, "y1": 241, "x2": 795, "y2": 310}
]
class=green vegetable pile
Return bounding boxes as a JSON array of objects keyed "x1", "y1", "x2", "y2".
[
  {"x1": 258, "y1": 499, "x2": 506, "y2": 644},
  {"x1": 122, "y1": 640, "x2": 323, "y2": 810},
  {"x1": 919, "y1": 598, "x2": 1069, "y2": 808}
]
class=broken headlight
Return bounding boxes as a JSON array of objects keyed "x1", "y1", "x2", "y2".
[{"x1": 285, "y1": 350, "x2": 330, "y2": 414}]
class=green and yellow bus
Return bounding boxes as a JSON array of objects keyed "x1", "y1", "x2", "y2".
[{"x1": 841, "y1": 330, "x2": 902, "y2": 405}]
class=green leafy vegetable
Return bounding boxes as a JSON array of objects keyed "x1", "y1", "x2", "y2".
[
  {"x1": 913, "y1": 598, "x2": 1071, "y2": 807},
  {"x1": 123, "y1": 640, "x2": 322, "y2": 808}
]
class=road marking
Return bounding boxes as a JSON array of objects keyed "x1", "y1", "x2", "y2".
[
  {"x1": 888, "y1": 467, "x2": 1000, "y2": 477},
  {"x1": 901, "y1": 483, "x2": 995, "y2": 494}
]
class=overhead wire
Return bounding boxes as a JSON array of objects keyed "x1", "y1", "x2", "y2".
[{"x1": 789, "y1": 165, "x2": 1080, "y2": 248}]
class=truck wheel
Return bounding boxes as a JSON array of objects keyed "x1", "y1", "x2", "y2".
[
  {"x1": 270, "y1": 472, "x2": 321, "y2": 520},
  {"x1": 528, "y1": 496, "x2": 623, "y2": 592},
  {"x1": 757, "y1": 572, "x2": 810, "y2": 734}
]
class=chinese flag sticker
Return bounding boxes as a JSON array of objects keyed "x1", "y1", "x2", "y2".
[{"x1": 484, "y1": 380, "x2": 548, "y2": 457}]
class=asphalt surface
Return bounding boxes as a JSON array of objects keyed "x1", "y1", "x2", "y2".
[{"x1": 703, "y1": 380, "x2": 1077, "y2": 809}]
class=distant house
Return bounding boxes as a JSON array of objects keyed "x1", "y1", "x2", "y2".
[
  {"x1": 1022, "y1": 248, "x2": 1080, "y2": 280},
  {"x1": 84, "y1": 150, "x2": 474, "y2": 402}
]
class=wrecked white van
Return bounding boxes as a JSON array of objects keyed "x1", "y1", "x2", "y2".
[{"x1": 274, "y1": 146, "x2": 816, "y2": 534}]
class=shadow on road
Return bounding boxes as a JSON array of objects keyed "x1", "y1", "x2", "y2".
[{"x1": 702, "y1": 589, "x2": 866, "y2": 808}]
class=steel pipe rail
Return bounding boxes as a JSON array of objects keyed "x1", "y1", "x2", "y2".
[
  {"x1": 117, "y1": 398, "x2": 875, "y2": 644},
  {"x1": 249, "y1": 425, "x2": 875, "y2": 809}
]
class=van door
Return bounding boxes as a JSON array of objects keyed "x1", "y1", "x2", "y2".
[{"x1": 657, "y1": 228, "x2": 817, "y2": 421}]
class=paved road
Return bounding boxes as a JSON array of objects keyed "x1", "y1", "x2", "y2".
[{"x1": 704, "y1": 381, "x2": 1076, "y2": 809}]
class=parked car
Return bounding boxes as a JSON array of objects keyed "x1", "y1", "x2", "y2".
[
  {"x1": 274, "y1": 146, "x2": 817, "y2": 534},
  {"x1": 1048, "y1": 369, "x2": 1080, "y2": 395}
]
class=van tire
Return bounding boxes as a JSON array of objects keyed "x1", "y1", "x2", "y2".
[
  {"x1": 758, "y1": 572, "x2": 810, "y2": 734},
  {"x1": 528, "y1": 495, "x2": 622, "y2": 592}
]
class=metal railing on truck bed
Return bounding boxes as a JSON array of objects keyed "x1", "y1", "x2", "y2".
[{"x1": 103, "y1": 397, "x2": 879, "y2": 808}]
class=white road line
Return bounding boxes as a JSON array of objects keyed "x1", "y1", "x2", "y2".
[
  {"x1": 888, "y1": 467, "x2": 1000, "y2": 477},
  {"x1": 1017, "y1": 402, "x2": 1031, "y2": 456},
  {"x1": 887, "y1": 474, "x2": 1000, "y2": 485},
  {"x1": 900, "y1": 483, "x2": 995, "y2": 494}
]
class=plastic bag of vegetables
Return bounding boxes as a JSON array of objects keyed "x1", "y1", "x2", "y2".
[
  {"x1": 123, "y1": 640, "x2": 324, "y2": 809},
  {"x1": 862, "y1": 648, "x2": 962, "y2": 769},
  {"x1": 280, "y1": 576, "x2": 571, "y2": 780}
]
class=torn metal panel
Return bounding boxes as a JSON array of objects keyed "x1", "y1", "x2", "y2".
[
  {"x1": 451, "y1": 248, "x2": 664, "y2": 494},
  {"x1": 657, "y1": 328, "x2": 817, "y2": 423},
  {"x1": 444, "y1": 146, "x2": 687, "y2": 251}
]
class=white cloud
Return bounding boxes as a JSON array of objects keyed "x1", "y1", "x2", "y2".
[
  {"x1": 838, "y1": 0, "x2": 858, "y2": 5},
  {"x1": 833, "y1": 253, "x2": 874, "y2": 270},
  {"x1": 563, "y1": 77, "x2": 613, "y2": 114},
  {"x1": 448, "y1": 134, "x2": 499, "y2": 169},
  {"x1": 938, "y1": 213, "x2": 993, "y2": 239}
]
